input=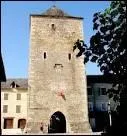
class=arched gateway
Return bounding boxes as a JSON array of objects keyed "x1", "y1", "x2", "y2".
[{"x1": 48, "y1": 111, "x2": 66, "y2": 133}]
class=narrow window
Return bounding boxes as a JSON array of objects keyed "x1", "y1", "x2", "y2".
[
  {"x1": 87, "y1": 87, "x2": 92, "y2": 95},
  {"x1": 98, "y1": 88, "x2": 101, "y2": 96},
  {"x1": 16, "y1": 105, "x2": 21, "y2": 113},
  {"x1": 17, "y1": 93, "x2": 21, "y2": 100},
  {"x1": 3, "y1": 105, "x2": 8, "y2": 113},
  {"x1": 68, "y1": 53, "x2": 71, "y2": 60},
  {"x1": 51, "y1": 24, "x2": 56, "y2": 31},
  {"x1": 101, "y1": 88, "x2": 106, "y2": 95},
  {"x1": 44, "y1": 52, "x2": 46, "y2": 59},
  {"x1": 4, "y1": 93, "x2": 8, "y2": 100}
]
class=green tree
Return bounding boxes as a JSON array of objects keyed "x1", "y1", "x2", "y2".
[{"x1": 74, "y1": 1, "x2": 127, "y2": 135}]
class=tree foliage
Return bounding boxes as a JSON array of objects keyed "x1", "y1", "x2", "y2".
[
  {"x1": 73, "y1": 1, "x2": 127, "y2": 134},
  {"x1": 74, "y1": 1, "x2": 126, "y2": 77}
]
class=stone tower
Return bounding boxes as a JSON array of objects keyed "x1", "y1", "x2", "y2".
[{"x1": 27, "y1": 6, "x2": 91, "y2": 133}]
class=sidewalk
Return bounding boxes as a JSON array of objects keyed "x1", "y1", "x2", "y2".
[{"x1": 2, "y1": 129, "x2": 102, "y2": 135}]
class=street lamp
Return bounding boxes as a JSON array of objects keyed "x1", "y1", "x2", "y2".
[{"x1": 108, "y1": 99, "x2": 112, "y2": 127}]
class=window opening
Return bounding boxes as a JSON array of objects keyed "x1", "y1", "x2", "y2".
[
  {"x1": 51, "y1": 24, "x2": 56, "y2": 31},
  {"x1": 101, "y1": 88, "x2": 106, "y2": 95},
  {"x1": 3, "y1": 105, "x2": 8, "y2": 113},
  {"x1": 16, "y1": 105, "x2": 21, "y2": 113},
  {"x1": 4, "y1": 93, "x2": 8, "y2": 100},
  {"x1": 44, "y1": 52, "x2": 46, "y2": 59},
  {"x1": 87, "y1": 87, "x2": 92, "y2": 95},
  {"x1": 68, "y1": 53, "x2": 71, "y2": 60},
  {"x1": 17, "y1": 94, "x2": 21, "y2": 100}
]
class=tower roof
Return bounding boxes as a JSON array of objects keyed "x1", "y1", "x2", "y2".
[
  {"x1": 42, "y1": 5, "x2": 70, "y2": 17},
  {"x1": 30, "y1": 6, "x2": 83, "y2": 19}
]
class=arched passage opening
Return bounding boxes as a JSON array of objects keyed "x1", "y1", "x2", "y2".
[
  {"x1": 18, "y1": 119, "x2": 26, "y2": 129},
  {"x1": 48, "y1": 111, "x2": 66, "y2": 133}
]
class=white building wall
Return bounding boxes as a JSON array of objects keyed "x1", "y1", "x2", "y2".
[{"x1": 1, "y1": 88, "x2": 27, "y2": 129}]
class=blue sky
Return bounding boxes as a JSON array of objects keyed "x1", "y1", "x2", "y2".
[{"x1": 1, "y1": 1, "x2": 110, "y2": 78}]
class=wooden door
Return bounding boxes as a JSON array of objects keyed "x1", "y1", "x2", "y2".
[
  {"x1": 4, "y1": 118, "x2": 13, "y2": 129},
  {"x1": 18, "y1": 119, "x2": 26, "y2": 129}
]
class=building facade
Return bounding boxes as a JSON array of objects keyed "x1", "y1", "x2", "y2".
[
  {"x1": 1, "y1": 79, "x2": 27, "y2": 130},
  {"x1": 87, "y1": 75, "x2": 117, "y2": 132},
  {"x1": 1, "y1": 75, "x2": 116, "y2": 132},
  {"x1": 27, "y1": 5, "x2": 91, "y2": 133}
]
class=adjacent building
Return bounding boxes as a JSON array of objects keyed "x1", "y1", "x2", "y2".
[
  {"x1": 1, "y1": 79, "x2": 27, "y2": 130},
  {"x1": 87, "y1": 75, "x2": 115, "y2": 131}
]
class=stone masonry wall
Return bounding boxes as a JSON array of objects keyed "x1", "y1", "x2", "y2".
[{"x1": 27, "y1": 16, "x2": 91, "y2": 133}]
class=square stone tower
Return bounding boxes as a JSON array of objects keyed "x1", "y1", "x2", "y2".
[{"x1": 27, "y1": 6, "x2": 91, "y2": 133}]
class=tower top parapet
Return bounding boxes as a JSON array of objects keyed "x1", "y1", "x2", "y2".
[
  {"x1": 30, "y1": 5, "x2": 83, "y2": 19},
  {"x1": 42, "y1": 5, "x2": 70, "y2": 17}
]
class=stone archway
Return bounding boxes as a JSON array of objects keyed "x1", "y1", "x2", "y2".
[{"x1": 48, "y1": 111, "x2": 66, "y2": 133}]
